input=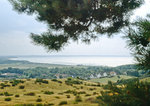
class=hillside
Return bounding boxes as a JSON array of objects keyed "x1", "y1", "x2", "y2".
[{"x1": 0, "y1": 78, "x2": 103, "y2": 106}]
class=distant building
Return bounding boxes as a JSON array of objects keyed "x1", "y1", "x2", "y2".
[
  {"x1": 90, "y1": 74, "x2": 95, "y2": 79},
  {"x1": 55, "y1": 74, "x2": 68, "y2": 79},
  {"x1": 110, "y1": 71, "x2": 117, "y2": 76},
  {"x1": 1, "y1": 73, "x2": 18, "y2": 76},
  {"x1": 103, "y1": 72, "x2": 107, "y2": 77},
  {"x1": 55, "y1": 74, "x2": 60, "y2": 79},
  {"x1": 97, "y1": 73, "x2": 102, "y2": 78},
  {"x1": 123, "y1": 72, "x2": 127, "y2": 75}
]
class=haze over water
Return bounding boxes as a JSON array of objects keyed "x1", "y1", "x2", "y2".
[{"x1": 11, "y1": 55, "x2": 134, "y2": 67}]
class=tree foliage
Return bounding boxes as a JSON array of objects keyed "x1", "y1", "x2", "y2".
[
  {"x1": 99, "y1": 79, "x2": 150, "y2": 106},
  {"x1": 9, "y1": 0, "x2": 143, "y2": 51},
  {"x1": 125, "y1": 15, "x2": 150, "y2": 70}
]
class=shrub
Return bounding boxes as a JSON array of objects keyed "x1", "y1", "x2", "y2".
[
  {"x1": 78, "y1": 91, "x2": 86, "y2": 94},
  {"x1": 55, "y1": 96, "x2": 60, "y2": 99},
  {"x1": 15, "y1": 94, "x2": 20, "y2": 97},
  {"x1": 89, "y1": 88, "x2": 95, "y2": 91},
  {"x1": 99, "y1": 79, "x2": 150, "y2": 106},
  {"x1": 51, "y1": 79, "x2": 58, "y2": 82},
  {"x1": 4, "y1": 92, "x2": 13, "y2": 96},
  {"x1": 75, "y1": 95, "x2": 82, "y2": 102},
  {"x1": 58, "y1": 93, "x2": 63, "y2": 95},
  {"x1": 44, "y1": 91, "x2": 54, "y2": 95},
  {"x1": 93, "y1": 92, "x2": 98, "y2": 95},
  {"x1": 11, "y1": 80, "x2": 24, "y2": 86},
  {"x1": 36, "y1": 104, "x2": 43, "y2": 106},
  {"x1": 80, "y1": 86, "x2": 83, "y2": 89},
  {"x1": 64, "y1": 90, "x2": 77, "y2": 95},
  {"x1": 36, "y1": 98, "x2": 42, "y2": 102},
  {"x1": 57, "y1": 81, "x2": 62, "y2": 83},
  {"x1": 0, "y1": 93, "x2": 4, "y2": 96},
  {"x1": 85, "y1": 94, "x2": 91, "y2": 96},
  {"x1": 0, "y1": 87, "x2": 4, "y2": 89},
  {"x1": 5, "y1": 98, "x2": 11, "y2": 101},
  {"x1": 24, "y1": 92, "x2": 35, "y2": 96},
  {"x1": 19, "y1": 85, "x2": 25, "y2": 89},
  {"x1": 47, "y1": 103, "x2": 54, "y2": 106},
  {"x1": 65, "y1": 78, "x2": 83, "y2": 85},
  {"x1": 35, "y1": 79, "x2": 48, "y2": 84},
  {"x1": 0, "y1": 83, "x2": 10, "y2": 88},
  {"x1": 59, "y1": 101, "x2": 67, "y2": 105},
  {"x1": 66, "y1": 95, "x2": 70, "y2": 98}
]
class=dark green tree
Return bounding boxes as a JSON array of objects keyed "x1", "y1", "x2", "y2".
[
  {"x1": 99, "y1": 79, "x2": 150, "y2": 106},
  {"x1": 9, "y1": 0, "x2": 143, "y2": 51},
  {"x1": 125, "y1": 15, "x2": 150, "y2": 70}
]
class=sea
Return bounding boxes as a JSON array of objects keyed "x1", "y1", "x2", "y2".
[{"x1": 10, "y1": 55, "x2": 135, "y2": 67}]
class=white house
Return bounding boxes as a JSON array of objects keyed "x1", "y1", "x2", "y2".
[
  {"x1": 103, "y1": 72, "x2": 107, "y2": 77},
  {"x1": 97, "y1": 73, "x2": 102, "y2": 78},
  {"x1": 110, "y1": 71, "x2": 117, "y2": 76},
  {"x1": 90, "y1": 74, "x2": 95, "y2": 79}
]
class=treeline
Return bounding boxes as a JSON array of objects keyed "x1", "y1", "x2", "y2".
[{"x1": 0, "y1": 65, "x2": 147, "y2": 79}]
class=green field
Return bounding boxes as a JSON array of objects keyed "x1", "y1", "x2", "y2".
[
  {"x1": 89, "y1": 75, "x2": 135, "y2": 84},
  {"x1": 0, "y1": 79, "x2": 104, "y2": 106}
]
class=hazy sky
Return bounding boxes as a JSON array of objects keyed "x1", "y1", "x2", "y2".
[{"x1": 0, "y1": 0, "x2": 150, "y2": 56}]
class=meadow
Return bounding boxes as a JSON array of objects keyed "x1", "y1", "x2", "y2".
[
  {"x1": 0, "y1": 78, "x2": 104, "y2": 106},
  {"x1": 0, "y1": 58, "x2": 148, "y2": 106},
  {"x1": 90, "y1": 75, "x2": 135, "y2": 84}
]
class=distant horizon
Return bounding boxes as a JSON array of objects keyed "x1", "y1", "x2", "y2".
[
  {"x1": 9, "y1": 55, "x2": 134, "y2": 67},
  {"x1": 0, "y1": 54, "x2": 132, "y2": 57}
]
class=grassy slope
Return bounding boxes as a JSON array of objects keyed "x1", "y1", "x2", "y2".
[
  {"x1": 89, "y1": 75, "x2": 135, "y2": 84},
  {"x1": 141, "y1": 77, "x2": 150, "y2": 83},
  {"x1": 0, "y1": 79, "x2": 103, "y2": 106}
]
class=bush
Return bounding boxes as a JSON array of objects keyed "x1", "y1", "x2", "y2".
[
  {"x1": 58, "y1": 93, "x2": 63, "y2": 95},
  {"x1": 64, "y1": 90, "x2": 77, "y2": 96},
  {"x1": 15, "y1": 94, "x2": 20, "y2": 97},
  {"x1": 11, "y1": 80, "x2": 24, "y2": 86},
  {"x1": 59, "y1": 101, "x2": 67, "y2": 105},
  {"x1": 55, "y1": 96, "x2": 60, "y2": 99},
  {"x1": 93, "y1": 92, "x2": 98, "y2": 95},
  {"x1": 24, "y1": 92, "x2": 35, "y2": 96},
  {"x1": 99, "y1": 79, "x2": 150, "y2": 106},
  {"x1": 19, "y1": 85, "x2": 25, "y2": 89},
  {"x1": 66, "y1": 95, "x2": 70, "y2": 98},
  {"x1": 4, "y1": 92, "x2": 13, "y2": 96},
  {"x1": 85, "y1": 94, "x2": 91, "y2": 96},
  {"x1": 0, "y1": 93, "x2": 4, "y2": 96},
  {"x1": 65, "y1": 78, "x2": 83, "y2": 85},
  {"x1": 89, "y1": 88, "x2": 95, "y2": 91},
  {"x1": 78, "y1": 91, "x2": 86, "y2": 94},
  {"x1": 36, "y1": 98, "x2": 42, "y2": 102},
  {"x1": 0, "y1": 83, "x2": 10, "y2": 88},
  {"x1": 35, "y1": 79, "x2": 48, "y2": 84},
  {"x1": 57, "y1": 80, "x2": 62, "y2": 83},
  {"x1": 5, "y1": 98, "x2": 11, "y2": 101},
  {"x1": 75, "y1": 95, "x2": 82, "y2": 102},
  {"x1": 51, "y1": 79, "x2": 58, "y2": 82},
  {"x1": 47, "y1": 103, "x2": 54, "y2": 106},
  {"x1": 44, "y1": 91, "x2": 54, "y2": 95}
]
